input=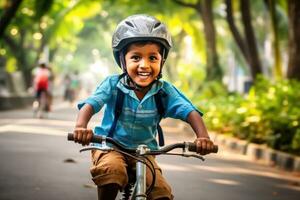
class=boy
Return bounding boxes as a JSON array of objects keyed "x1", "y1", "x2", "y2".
[{"x1": 73, "y1": 14, "x2": 215, "y2": 200}]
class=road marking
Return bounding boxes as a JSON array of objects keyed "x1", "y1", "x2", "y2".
[
  {"x1": 0, "y1": 118, "x2": 99, "y2": 128},
  {"x1": 0, "y1": 124, "x2": 66, "y2": 136},
  {"x1": 207, "y1": 178, "x2": 240, "y2": 186},
  {"x1": 159, "y1": 163, "x2": 191, "y2": 171},
  {"x1": 276, "y1": 183, "x2": 300, "y2": 191},
  {"x1": 191, "y1": 165, "x2": 300, "y2": 182},
  {"x1": 0, "y1": 117, "x2": 99, "y2": 137},
  {"x1": 0, "y1": 118, "x2": 75, "y2": 126}
]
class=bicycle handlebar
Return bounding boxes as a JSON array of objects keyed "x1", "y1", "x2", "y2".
[
  {"x1": 67, "y1": 133, "x2": 218, "y2": 154},
  {"x1": 68, "y1": 133, "x2": 136, "y2": 153}
]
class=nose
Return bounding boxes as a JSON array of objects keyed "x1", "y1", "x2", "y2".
[{"x1": 139, "y1": 58, "x2": 150, "y2": 69}]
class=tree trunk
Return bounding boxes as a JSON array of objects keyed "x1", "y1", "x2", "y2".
[
  {"x1": 199, "y1": 0, "x2": 222, "y2": 81},
  {"x1": 3, "y1": 34, "x2": 32, "y2": 88},
  {"x1": 225, "y1": 0, "x2": 250, "y2": 64},
  {"x1": 287, "y1": 0, "x2": 300, "y2": 80},
  {"x1": 240, "y1": 0, "x2": 263, "y2": 80},
  {"x1": 266, "y1": 0, "x2": 283, "y2": 79},
  {"x1": 172, "y1": 0, "x2": 222, "y2": 81},
  {"x1": 225, "y1": 0, "x2": 263, "y2": 81}
]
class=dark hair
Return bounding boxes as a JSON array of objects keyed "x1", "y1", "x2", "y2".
[{"x1": 39, "y1": 63, "x2": 46, "y2": 68}]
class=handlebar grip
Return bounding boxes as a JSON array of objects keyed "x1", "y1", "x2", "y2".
[
  {"x1": 212, "y1": 145, "x2": 218, "y2": 153},
  {"x1": 188, "y1": 142, "x2": 218, "y2": 153},
  {"x1": 67, "y1": 133, "x2": 104, "y2": 143},
  {"x1": 68, "y1": 133, "x2": 74, "y2": 141}
]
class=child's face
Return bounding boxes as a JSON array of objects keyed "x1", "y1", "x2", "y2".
[{"x1": 125, "y1": 43, "x2": 162, "y2": 88}]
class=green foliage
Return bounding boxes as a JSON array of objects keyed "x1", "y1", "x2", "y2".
[
  {"x1": 292, "y1": 129, "x2": 300, "y2": 150},
  {"x1": 196, "y1": 81, "x2": 228, "y2": 100},
  {"x1": 173, "y1": 62, "x2": 206, "y2": 100},
  {"x1": 34, "y1": 0, "x2": 54, "y2": 20},
  {"x1": 5, "y1": 57, "x2": 17, "y2": 73},
  {"x1": 201, "y1": 77, "x2": 300, "y2": 155}
]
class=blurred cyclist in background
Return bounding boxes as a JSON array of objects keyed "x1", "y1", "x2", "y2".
[{"x1": 32, "y1": 62, "x2": 51, "y2": 118}]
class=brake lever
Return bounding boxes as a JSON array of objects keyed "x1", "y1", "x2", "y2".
[
  {"x1": 79, "y1": 146, "x2": 113, "y2": 153},
  {"x1": 163, "y1": 152, "x2": 205, "y2": 161},
  {"x1": 182, "y1": 153, "x2": 205, "y2": 161},
  {"x1": 79, "y1": 136, "x2": 113, "y2": 153}
]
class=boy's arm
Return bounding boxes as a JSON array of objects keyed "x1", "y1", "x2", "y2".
[
  {"x1": 74, "y1": 104, "x2": 94, "y2": 145},
  {"x1": 187, "y1": 110, "x2": 209, "y2": 138},
  {"x1": 186, "y1": 110, "x2": 214, "y2": 155}
]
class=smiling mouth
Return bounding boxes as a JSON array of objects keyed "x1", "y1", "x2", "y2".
[{"x1": 137, "y1": 72, "x2": 151, "y2": 78}]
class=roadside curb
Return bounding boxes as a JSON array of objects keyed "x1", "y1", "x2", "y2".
[
  {"x1": 162, "y1": 118, "x2": 300, "y2": 173},
  {"x1": 0, "y1": 95, "x2": 34, "y2": 110},
  {"x1": 209, "y1": 132, "x2": 300, "y2": 173}
]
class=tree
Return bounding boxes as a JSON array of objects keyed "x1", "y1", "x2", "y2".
[
  {"x1": 0, "y1": 0, "x2": 23, "y2": 39},
  {"x1": 265, "y1": 0, "x2": 283, "y2": 79},
  {"x1": 225, "y1": 0, "x2": 263, "y2": 81},
  {"x1": 287, "y1": 0, "x2": 300, "y2": 80},
  {"x1": 1, "y1": 0, "x2": 101, "y2": 88},
  {"x1": 172, "y1": 0, "x2": 223, "y2": 81},
  {"x1": 1, "y1": 0, "x2": 55, "y2": 87}
]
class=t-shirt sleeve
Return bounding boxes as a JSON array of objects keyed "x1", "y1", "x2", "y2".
[
  {"x1": 77, "y1": 76, "x2": 115, "y2": 114},
  {"x1": 163, "y1": 83, "x2": 203, "y2": 121}
]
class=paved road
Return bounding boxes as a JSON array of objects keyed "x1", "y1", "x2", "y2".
[{"x1": 0, "y1": 101, "x2": 299, "y2": 200}]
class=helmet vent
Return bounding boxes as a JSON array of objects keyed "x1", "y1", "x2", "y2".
[
  {"x1": 154, "y1": 22, "x2": 161, "y2": 29},
  {"x1": 125, "y1": 21, "x2": 135, "y2": 28}
]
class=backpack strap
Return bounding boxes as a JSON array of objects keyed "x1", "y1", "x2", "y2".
[
  {"x1": 154, "y1": 90, "x2": 167, "y2": 146},
  {"x1": 107, "y1": 77, "x2": 125, "y2": 138}
]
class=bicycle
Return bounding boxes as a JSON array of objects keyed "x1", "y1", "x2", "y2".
[
  {"x1": 33, "y1": 90, "x2": 49, "y2": 118},
  {"x1": 67, "y1": 133, "x2": 218, "y2": 200}
]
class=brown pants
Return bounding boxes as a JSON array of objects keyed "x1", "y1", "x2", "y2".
[{"x1": 90, "y1": 150, "x2": 174, "y2": 200}]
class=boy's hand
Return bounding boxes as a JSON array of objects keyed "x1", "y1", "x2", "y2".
[
  {"x1": 74, "y1": 127, "x2": 93, "y2": 146},
  {"x1": 194, "y1": 137, "x2": 214, "y2": 155}
]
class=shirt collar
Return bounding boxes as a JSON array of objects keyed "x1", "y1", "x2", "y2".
[{"x1": 116, "y1": 76, "x2": 164, "y2": 101}]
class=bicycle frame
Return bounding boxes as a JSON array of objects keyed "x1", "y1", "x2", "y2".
[
  {"x1": 131, "y1": 145, "x2": 148, "y2": 200},
  {"x1": 80, "y1": 144, "x2": 150, "y2": 199}
]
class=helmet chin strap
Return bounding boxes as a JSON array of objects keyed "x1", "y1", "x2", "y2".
[
  {"x1": 121, "y1": 72, "x2": 156, "y2": 92},
  {"x1": 123, "y1": 75, "x2": 146, "y2": 91}
]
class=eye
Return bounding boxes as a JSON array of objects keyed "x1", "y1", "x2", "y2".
[
  {"x1": 131, "y1": 55, "x2": 140, "y2": 61},
  {"x1": 149, "y1": 55, "x2": 158, "y2": 61}
]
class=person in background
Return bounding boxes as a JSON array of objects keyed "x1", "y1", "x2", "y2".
[
  {"x1": 32, "y1": 62, "x2": 50, "y2": 117},
  {"x1": 69, "y1": 70, "x2": 81, "y2": 103},
  {"x1": 63, "y1": 74, "x2": 72, "y2": 102}
]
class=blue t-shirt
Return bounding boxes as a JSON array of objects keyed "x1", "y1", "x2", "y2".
[{"x1": 78, "y1": 75, "x2": 202, "y2": 150}]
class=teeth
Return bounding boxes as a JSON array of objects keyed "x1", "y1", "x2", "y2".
[{"x1": 138, "y1": 72, "x2": 150, "y2": 76}]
